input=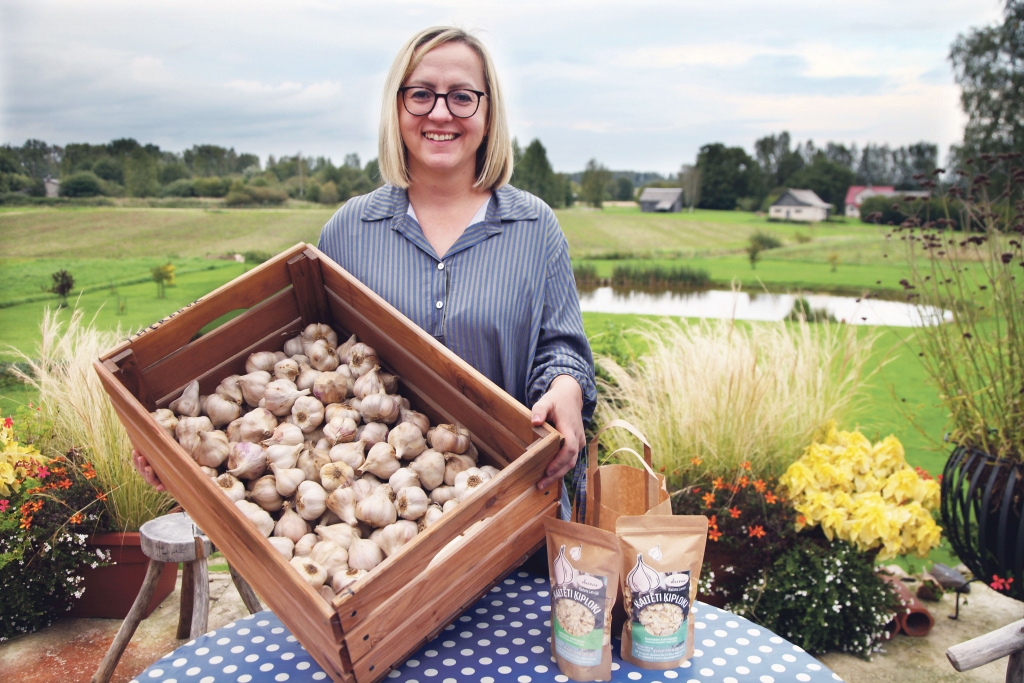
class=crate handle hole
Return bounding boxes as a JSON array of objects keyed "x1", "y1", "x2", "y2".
[
  {"x1": 363, "y1": 634, "x2": 369, "y2": 641},
  {"x1": 351, "y1": 610, "x2": 357, "y2": 617}
]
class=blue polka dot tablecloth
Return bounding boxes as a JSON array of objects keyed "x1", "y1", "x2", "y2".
[{"x1": 134, "y1": 569, "x2": 841, "y2": 683}]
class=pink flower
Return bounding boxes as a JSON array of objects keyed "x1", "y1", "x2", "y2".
[
  {"x1": 0, "y1": 500, "x2": 9, "y2": 513},
  {"x1": 36, "y1": 466, "x2": 49, "y2": 479}
]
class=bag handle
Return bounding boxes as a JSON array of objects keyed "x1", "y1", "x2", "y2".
[{"x1": 583, "y1": 419, "x2": 659, "y2": 524}]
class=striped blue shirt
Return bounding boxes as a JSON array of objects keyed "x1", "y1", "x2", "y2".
[{"x1": 317, "y1": 183, "x2": 597, "y2": 427}]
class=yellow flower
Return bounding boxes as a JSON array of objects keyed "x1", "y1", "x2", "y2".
[{"x1": 882, "y1": 469, "x2": 920, "y2": 504}]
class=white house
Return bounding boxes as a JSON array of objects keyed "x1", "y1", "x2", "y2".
[
  {"x1": 769, "y1": 189, "x2": 832, "y2": 223},
  {"x1": 43, "y1": 175, "x2": 60, "y2": 198},
  {"x1": 638, "y1": 187, "x2": 683, "y2": 213}
]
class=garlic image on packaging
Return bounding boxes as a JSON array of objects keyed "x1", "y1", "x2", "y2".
[
  {"x1": 310, "y1": 540, "x2": 349, "y2": 578},
  {"x1": 648, "y1": 543, "x2": 663, "y2": 561},
  {"x1": 397, "y1": 408, "x2": 430, "y2": 436},
  {"x1": 274, "y1": 501, "x2": 309, "y2": 543},
  {"x1": 553, "y1": 545, "x2": 575, "y2": 586},
  {"x1": 320, "y1": 462, "x2": 355, "y2": 492},
  {"x1": 348, "y1": 342, "x2": 379, "y2": 378},
  {"x1": 308, "y1": 339, "x2": 340, "y2": 372},
  {"x1": 355, "y1": 487, "x2": 397, "y2": 528},
  {"x1": 239, "y1": 371, "x2": 272, "y2": 407},
  {"x1": 290, "y1": 556, "x2": 328, "y2": 588},
  {"x1": 203, "y1": 393, "x2": 242, "y2": 427},
  {"x1": 569, "y1": 544, "x2": 582, "y2": 562},
  {"x1": 216, "y1": 473, "x2": 246, "y2": 502},
  {"x1": 274, "y1": 358, "x2": 300, "y2": 383},
  {"x1": 359, "y1": 442, "x2": 400, "y2": 479},
  {"x1": 151, "y1": 409, "x2": 179, "y2": 438},
  {"x1": 409, "y1": 449, "x2": 445, "y2": 491},
  {"x1": 295, "y1": 480, "x2": 328, "y2": 521},
  {"x1": 216, "y1": 375, "x2": 244, "y2": 405},
  {"x1": 377, "y1": 520, "x2": 418, "y2": 557},
  {"x1": 326, "y1": 487, "x2": 359, "y2": 526},
  {"x1": 268, "y1": 536, "x2": 294, "y2": 560},
  {"x1": 266, "y1": 443, "x2": 303, "y2": 470},
  {"x1": 359, "y1": 390, "x2": 400, "y2": 424},
  {"x1": 192, "y1": 429, "x2": 231, "y2": 468},
  {"x1": 332, "y1": 568, "x2": 367, "y2": 593},
  {"x1": 227, "y1": 442, "x2": 267, "y2": 480},
  {"x1": 294, "y1": 532, "x2": 319, "y2": 557},
  {"x1": 313, "y1": 371, "x2": 348, "y2": 404},
  {"x1": 322, "y1": 416, "x2": 357, "y2": 446},
  {"x1": 356, "y1": 422, "x2": 388, "y2": 448},
  {"x1": 388, "y1": 467, "x2": 420, "y2": 493},
  {"x1": 395, "y1": 486, "x2": 429, "y2": 520},
  {"x1": 238, "y1": 408, "x2": 277, "y2": 443},
  {"x1": 329, "y1": 440, "x2": 366, "y2": 470},
  {"x1": 290, "y1": 396, "x2": 325, "y2": 434},
  {"x1": 235, "y1": 500, "x2": 275, "y2": 537},
  {"x1": 347, "y1": 538, "x2": 384, "y2": 570},
  {"x1": 417, "y1": 504, "x2": 444, "y2": 532},
  {"x1": 627, "y1": 553, "x2": 661, "y2": 594},
  {"x1": 453, "y1": 467, "x2": 492, "y2": 501},
  {"x1": 262, "y1": 379, "x2": 310, "y2": 417},
  {"x1": 388, "y1": 422, "x2": 426, "y2": 460},
  {"x1": 169, "y1": 380, "x2": 201, "y2": 417},
  {"x1": 271, "y1": 465, "x2": 306, "y2": 497},
  {"x1": 249, "y1": 475, "x2": 284, "y2": 512},
  {"x1": 427, "y1": 423, "x2": 470, "y2": 454},
  {"x1": 352, "y1": 365, "x2": 385, "y2": 400},
  {"x1": 443, "y1": 453, "x2": 475, "y2": 486}
]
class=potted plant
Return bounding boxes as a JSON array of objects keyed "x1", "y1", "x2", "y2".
[
  {"x1": 12, "y1": 309, "x2": 176, "y2": 618},
  {"x1": 873, "y1": 154, "x2": 1024, "y2": 599}
]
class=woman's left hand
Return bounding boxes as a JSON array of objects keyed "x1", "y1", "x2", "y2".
[{"x1": 532, "y1": 374, "x2": 585, "y2": 490}]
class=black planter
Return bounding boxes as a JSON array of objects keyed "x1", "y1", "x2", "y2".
[{"x1": 941, "y1": 445, "x2": 1024, "y2": 601}]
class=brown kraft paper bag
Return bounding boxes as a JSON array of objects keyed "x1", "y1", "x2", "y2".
[
  {"x1": 616, "y1": 515, "x2": 708, "y2": 669},
  {"x1": 543, "y1": 517, "x2": 620, "y2": 682}
]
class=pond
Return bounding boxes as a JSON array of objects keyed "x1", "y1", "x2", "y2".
[{"x1": 576, "y1": 287, "x2": 952, "y2": 327}]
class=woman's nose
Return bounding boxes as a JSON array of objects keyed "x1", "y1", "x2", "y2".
[{"x1": 427, "y1": 95, "x2": 453, "y2": 121}]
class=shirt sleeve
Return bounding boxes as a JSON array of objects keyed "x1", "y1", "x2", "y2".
[{"x1": 526, "y1": 223, "x2": 597, "y2": 426}]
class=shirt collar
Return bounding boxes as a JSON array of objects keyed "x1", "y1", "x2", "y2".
[{"x1": 361, "y1": 183, "x2": 539, "y2": 223}]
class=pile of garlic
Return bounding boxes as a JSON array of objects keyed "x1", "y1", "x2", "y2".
[{"x1": 151, "y1": 323, "x2": 498, "y2": 603}]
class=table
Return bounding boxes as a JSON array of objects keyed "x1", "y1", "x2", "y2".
[{"x1": 132, "y1": 570, "x2": 842, "y2": 683}]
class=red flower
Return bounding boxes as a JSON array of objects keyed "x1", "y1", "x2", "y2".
[
  {"x1": 729, "y1": 506, "x2": 741, "y2": 519},
  {"x1": 96, "y1": 492, "x2": 108, "y2": 502},
  {"x1": 692, "y1": 487, "x2": 701, "y2": 494},
  {"x1": 702, "y1": 492, "x2": 716, "y2": 508},
  {"x1": 708, "y1": 514, "x2": 718, "y2": 528},
  {"x1": 19, "y1": 516, "x2": 33, "y2": 530},
  {"x1": 3, "y1": 417, "x2": 12, "y2": 428},
  {"x1": 749, "y1": 525, "x2": 766, "y2": 538},
  {"x1": 660, "y1": 465, "x2": 666, "y2": 473},
  {"x1": 708, "y1": 529, "x2": 723, "y2": 542},
  {"x1": 797, "y1": 515, "x2": 807, "y2": 525},
  {"x1": 765, "y1": 492, "x2": 778, "y2": 504},
  {"x1": 691, "y1": 457, "x2": 703, "y2": 466},
  {"x1": 713, "y1": 477, "x2": 725, "y2": 490},
  {"x1": 739, "y1": 475, "x2": 750, "y2": 488},
  {"x1": 741, "y1": 461, "x2": 751, "y2": 471},
  {"x1": 991, "y1": 575, "x2": 1015, "y2": 591},
  {"x1": 753, "y1": 479, "x2": 766, "y2": 493},
  {"x1": 57, "y1": 479, "x2": 72, "y2": 489},
  {"x1": 0, "y1": 500, "x2": 9, "y2": 513},
  {"x1": 69, "y1": 512, "x2": 84, "y2": 525}
]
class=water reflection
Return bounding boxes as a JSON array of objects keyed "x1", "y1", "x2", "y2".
[{"x1": 576, "y1": 287, "x2": 951, "y2": 327}]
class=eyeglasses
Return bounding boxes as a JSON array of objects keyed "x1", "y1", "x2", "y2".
[{"x1": 398, "y1": 86, "x2": 486, "y2": 118}]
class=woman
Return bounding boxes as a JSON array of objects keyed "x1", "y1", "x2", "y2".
[{"x1": 135, "y1": 27, "x2": 595, "y2": 512}]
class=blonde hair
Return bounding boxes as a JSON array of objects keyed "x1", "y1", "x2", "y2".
[{"x1": 378, "y1": 27, "x2": 513, "y2": 190}]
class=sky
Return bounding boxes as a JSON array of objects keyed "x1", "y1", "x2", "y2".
[{"x1": 0, "y1": 0, "x2": 1005, "y2": 175}]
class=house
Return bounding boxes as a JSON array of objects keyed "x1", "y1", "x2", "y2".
[
  {"x1": 768, "y1": 189, "x2": 832, "y2": 222},
  {"x1": 43, "y1": 175, "x2": 60, "y2": 198},
  {"x1": 844, "y1": 186, "x2": 930, "y2": 217},
  {"x1": 638, "y1": 187, "x2": 683, "y2": 213}
]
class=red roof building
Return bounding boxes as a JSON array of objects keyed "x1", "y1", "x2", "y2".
[{"x1": 844, "y1": 186, "x2": 895, "y2": 218}]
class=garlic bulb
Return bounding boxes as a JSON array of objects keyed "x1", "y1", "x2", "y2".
[
  {"x1": 442, "y1": 499, "x2": 459, "y2": 513},
  {"x1": 329, "y1": 440, "x2": 366, "y2": 470},
  {"x1": 359, "y1": 442, "x2": 400, "y2": 479},
  {"x1": 216, "y1": 375, "x2": 244, "y2": 405},
  {"x1": 359, "y1": 390, "x2": 400, "y2": 424},
  {"x1": 336, "y1": 334, "x2": 358, "y2": 364},
  {"x1": 263, "y1": 379, "x2": 310, "y2": 417},
  {"x1": 290, "y1": 556, "x2": 327, "y2": 588},
  {"x1": 319, "y1": 509, "x2": 342, "y2": 527},
  {"x1": 320, "y1": 461, "x2": 355, "y2": 492},
  {"x1": 355, "y1": 487, "x2": 397, "y2": 528},
  {"x1": 316, "y1": 522, "x2": 359, "y2": 550},
  {"x1": 274, "y1": 351, "x2": 287, "y2": 362},
  {"x1": 283, "y1": 334, "x2": 305, "y2": 357},
  {"x1": 443, "y1": 453, "x2": 476, "y2": 486},
  {"x1": 239, "y1": 371, "x2": 272, "y2": 407},
  {"x1": 175, "y1": 416, "x2": 214, "y2": 454},
  {"x1": 356, "y1": 422, "x2": 388, "y2": 448},
  {"x1": 388, "y1": 467, "x2": 420, "y2": 493},
  {"x1": 310, "y1": 541, "x2": 349, "y2": 578},
  {"x1": 308, "y1": 339, "x2": 340, "y2": 372},
  {"x1": 169, "y1": 380, "x2": 201, "y2": 417},
  {"x1": 347, "y1": 538, "x2": 383, "y2": 570},
  {"x1": 226, "y1": 417, "x2": 243, "y2": 443},
  {"x1": 465, "y1": 441, "x2": 479, "y2": 463},
  {"x1": 295, "y1": 480, "x2": 328, "y2": 520},
  {"x1": 193, "y1": 429, "x2": 231, "y2": 468},
  {"x1": 268, "y1": 536, "x2": 294, "y2": 560},
  {"x1": 479, "y1": 465, "x2": 500, "y2": 479},
  {"x1": 199, "y1": 466, "x2": 219, "y2": 478},
  {"x1": 203, "y1": 393, "x2": 242, "y2": 427},
  {"x1": 417, "y1": 504, "x2": 444, "y2": 532},
  {"x1": 216, "y1": 473, "x2": 246, "y2": 502},
  {"x1": 380, "y1": 372, "x2": 399, "y2": 394},
  {"x1": 352, "y1": 365, "x2": 384, "y2": 400},
  {"x1": 454, "y1": 467, "x2": 492, "y2": 501},
  {"x1": 245, "y1": 351, "x2": 279, "y2": 374},
  {"x1": 296, "y1": 445, "x2": 330, "y2": 482},
  {"x1": 325, "y1": 402, "x2": 361, "y2": 424},
  {"x1": 326, "y1": 487, "x2": 358, "y2": 526},
  {"x1": 429, "y1": 485, "x2": 457, "y2": 505},
  {"x1": 428, "y1": 423, "x2": 470, "y2": 454},
  {"x1": 296, "y1": 363, "x2": 321, "y2": 391},
  {"x1": 274, "y1": 501, "x2": 309, "y2": 543},
  {"x1": 377, "y1": 520, "x2": 418, "y2": 557},
  {"x1": 388, "y1": 422, "x2": 427, "y2": 460},
  {"x1": 301, "y1": 323, "x2": 338, "y2": 354},
  {"x1": 322, "y1": 416, "x2": 357, "y2": 446},
  {"x1": 274, "y1": 358, "x2": 300, "y2": 382},
  {"x1": 151, "y1": 409, "x2": 178, "y2": 438},
  {"x1": 249, "y1": 474, "x2": 283, "y2": 511},
  {"x1": 290, "y1": 395, "x2": 325, "y2": 434},
  {"x1": 348, "y1": 342, "x2": 379, "y2": 378},
  {"x1": 227, "y1": 441, "x2": 267, "y2": 480},
  {"x1": 263, "y1": 422, "x2": 304, "y2": 448},
  {"x1": 351, "y1": 477, "x2": 377, "y2": 503},
  {"x1": 271, "y1": 464, "x2": 306, "y2": 497},
  {"x1": 395, "y1": 486, "x2": 429, "y2": 520},
  {"x1": 398, "y1": 408, "x2": 430, "y2": 436},
  {"x1": 238, "y1": 407, "x2": 277, "y2": 443},
  {"x1": 266, "y1": 442, "x2": 303, "y2": 470},
  {"x1": 313, "y1": 371, "x2": 348, "y2": 405},
  {"x1": 294, "y1": 533, "x2": 318, "y2": 557},
  {"x1": 409, "y1": 450, "x2": 446, "y2": 491},
  {"x1": 332, "y1": 568, "x2": 366, "y2": 593},
  {"x1": 235, "y1": 499, "x2": 274, "y2": 536}
]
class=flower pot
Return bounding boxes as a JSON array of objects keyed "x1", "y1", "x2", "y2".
[
  {"x1": 66, "y1": 532, "x2": 177, "y2": 619},
  {"x1": 941, "y1": 445, "x2": 1024, "y2": 601}
]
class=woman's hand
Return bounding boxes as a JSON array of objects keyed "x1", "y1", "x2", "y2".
[
  {"x1": 531, "y1": 374, "x2": 585, "y2": 491},
  {"x1": 132, "y1": 449, "x2": 166, "y2": 491}
]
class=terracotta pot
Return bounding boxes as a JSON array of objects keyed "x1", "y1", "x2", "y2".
[{"x1": 66, "y1": 532, "x2": 177, "y2": 619}]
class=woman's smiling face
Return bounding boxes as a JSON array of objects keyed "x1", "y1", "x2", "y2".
[{"x1": 399, "y1": 41, "x2": 489, "y2": 183}]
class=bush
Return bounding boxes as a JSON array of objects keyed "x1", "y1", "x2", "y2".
[
  {"x1": 91, "y1": 157, "x2": 123, "y2": 183},
  {"x1": 750, "y1": 231, "x2": 783, "y2": 250},
  {"x1": 609, "y1": 264, "x2": 710, "y2": 289},
  {"x1": 859, "y1": 194, "x2": 962, "y2": 229},
  {"x1": 243, "y1": 251, "x2": 272, "y2": 264},
  {"x1": 161, "y1": 178, "x2": 196, "y2": 197},
  {"x1": 60, "y1": 171, "x2": 104, "y2": 197},
  {"x1": 192, "y1": 176, "x2": 230, "y2": 198},
  {"x1": 573, "y1": 262, "x2": 599, "y2": 287},
  {"x1": 158, "y1": 163, "x2": 190, "y2": 185},
  {"x1": 319, "y1": 181, "x2": 340, "y2": 205},
  {"x1": 223, "y1": 182, "x2": 288, "y2": 207}
]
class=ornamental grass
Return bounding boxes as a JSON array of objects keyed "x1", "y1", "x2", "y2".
[
  {"x1": 594, "y1": 317, "x2": 878, "y2": 487},
  {"x1": 11, "y1": 308, "x2": 173, "y2": 531}
]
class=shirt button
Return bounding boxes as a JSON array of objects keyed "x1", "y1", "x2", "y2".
[
  {"x1": 435, "y1": 301, "x2": 444, "y2": 309},
  {"x1": 437, "y1": 262, "x2": 445, "y2": 270}
]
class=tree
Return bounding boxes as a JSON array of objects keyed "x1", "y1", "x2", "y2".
[
  {"x1": 513, "y1": 139, "x2": 559, "y2": 206},
  {"x1": 151, "y1": 263, "x2": 175, "y2": 299},
  {"x1": 125, "y1": 149, "x2": 159, "y2": 197},
  {"x1": 60, "y1": 172, "x2": 103, "y2": 197},
  {"x1": 92, "y1": 157, "x2": 124, "y2": 184},
  {"x1": 49, "y1": 270, "x2": 74, "y2": 308},
  {"x1": 950, "y1": 1, "x2": 1024, "y2": 159},
  {"x1": 679, "y1": 164, "x2": 701, "y2": 212},
  {"x1": 696, "y1": 143, "x2": 758, "y2": 210},
  {"x1": 614, "y1": 176, "x2": 635, "y2": 201},
  {"x1": 580, "y1": 159, "x2": 611, "y2": 208}
]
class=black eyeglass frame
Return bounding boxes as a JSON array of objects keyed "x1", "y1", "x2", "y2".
[{"x1": 397, "y1": 86, "x2": 487, "y2": 119}]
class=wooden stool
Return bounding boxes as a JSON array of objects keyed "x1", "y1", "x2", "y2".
[{"x1": 91, "y1": 512, "x2": 263, "y2": 683}]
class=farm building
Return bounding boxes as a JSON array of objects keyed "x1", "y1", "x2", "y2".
[
  {"x1": 768, "y1": 189, "x2": 832, "y2": 222},
  {"x1": 43, "y1": 175, "x2": 60, "y2": 198},
  {"x1": 638, "y1": 187, "x2": 683, "y2": 212},
  {"x1": 844, "y1": 186, "x2": 930, "y2": 217}
]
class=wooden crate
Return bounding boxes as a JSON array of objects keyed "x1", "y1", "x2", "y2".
[{"x1": 94, "y1": 243, "x2": 562, "y2": 683}]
